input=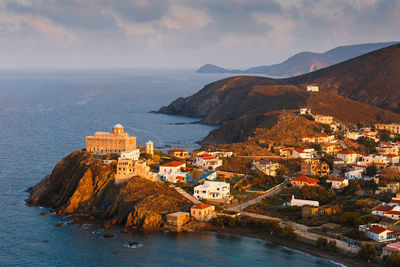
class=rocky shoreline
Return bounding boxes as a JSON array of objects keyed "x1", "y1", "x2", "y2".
[{"x1": 26, "y1": 150, "x2": 192, "y2": 231}]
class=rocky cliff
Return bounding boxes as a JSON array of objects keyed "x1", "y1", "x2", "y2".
[{"x1": 27, "y1": 150, "x2": 191, "y2": 230}]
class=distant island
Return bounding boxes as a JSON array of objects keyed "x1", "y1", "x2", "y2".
[{"x1": 196, "y1": 41, "x2": 398, "y2": 77}]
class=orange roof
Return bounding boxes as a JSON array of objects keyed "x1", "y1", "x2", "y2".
[
  {"x1": 292, "y1": 176, "x2": 320, "y2": 184},
  {"x1": 301, "y1": 135, "x2": 313, "y2": 139},
  {"x1": 326, "y1": 177, "x2": 346, "y2": 182},
  {"x1": 385, "y1": 211, "x2": 400, "y2": 216},
  {"x1": 293, "y1": 148, "x2": 304, "y2": 153},
  {"x1": 368, "y1": 225, "x2": 388, "y2": 234},
  {"x1": 168, "y1": 148, "x2": 187, "y2": 153},
  {"x1": 161, "y1": 161, "x2": 185, "y2": 167},
  {"x1": 338, "y1": 150, "x2": 356, "y2": 155},
  {"x1": 374, "y1": 206, "x2": 393, "y2": 212},
  {"x1": 314, "y1": 134, "x2": 329, "y2": 138},
  {"x1": 387, "y1": 154, "x2": 399, "y2": 157},
  {"x1": 192, "y1": 203, "x2": 213, "y2": 210}
]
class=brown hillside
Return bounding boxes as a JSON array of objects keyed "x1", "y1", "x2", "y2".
[{"x1": 286, "y1": 43, "x2": 400, "y2": 112}]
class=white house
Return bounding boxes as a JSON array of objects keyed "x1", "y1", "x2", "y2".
[
  {"x1": 326, "y1": 177, "x2": 349, "y2": 189},
  {"x1": 387, "y1": 154, "x2": 400, "y2": 164},
  {"x1": 158, "y1": 161, "x2": 188, "y2": 183},
  {"x1": 307, "y1": 85, "x2": 319, "y2": 92},
  {"x1": 292, "y1": 148, "x2": 314, "y2": 159},
  {"x1": 345, "y1": 131, "x2": 360, "y2": 140},
  {"x1": 194, "y1": 181, "x2": 230, "y2": 201},
  {"x1": 372, "y1": 205, "x2": 394, "y2": 216},
  {"x1": 383, "y1": 206, "x2": 400, "y2": 220},
  {"x1": 300, "y1": 108, "x2": 311, "y2": 115},
  {"x1": 120, "y1": 149, "x2": 140, "y2": 160},
  {"x1": 344, "y1": 168, "x2": 365, "y2": 180},
  {"x1": 195, "y1": 154, "x2": 223, "y2": 170},
  {"x1": 359, "y1": 224, "x2": 398, "y2": 242},
  {"x1": 377, "y1": 143, "x2": 399, "y2": 156},
  {"x1": 336, "y1": 150, "x2": 357, "y2": 164},
  {"x1": 358, "y1": 155, "x2": 388, "y2": 167},
  {"x1": 252, "y1": 161, "x2": 280, "y2": 176},
  {"x1": 288, "y1": 195, "x2": 319, "y2": 207}
]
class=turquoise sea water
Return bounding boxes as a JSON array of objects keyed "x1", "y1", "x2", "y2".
[{"x1": 0, "y1": 69, "x2": 342, "y2": 266}]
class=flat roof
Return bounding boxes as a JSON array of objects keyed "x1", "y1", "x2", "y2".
[{"x1": 167, "y1": 212, "x2": 189, "y2": 217}]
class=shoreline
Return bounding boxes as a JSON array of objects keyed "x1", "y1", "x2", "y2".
[
  {"x1": 197, "y1": 226, "x2": 379, "y2": 267},
  {"x1": 36, "y1": 207, "x2": 377, "y2": 267}
]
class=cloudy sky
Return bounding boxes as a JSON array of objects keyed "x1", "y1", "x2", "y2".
[{"x1": 0, "y1": 0, "x2": 399, "y2": 68}]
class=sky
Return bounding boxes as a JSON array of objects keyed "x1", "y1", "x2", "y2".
[{"x1": 0, "y1": 0, "x2": 399, "y2": 69}]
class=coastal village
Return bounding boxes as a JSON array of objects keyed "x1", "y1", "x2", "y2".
[{"x1": 83, "y1": 84, "x2": 400, "y2": 265}]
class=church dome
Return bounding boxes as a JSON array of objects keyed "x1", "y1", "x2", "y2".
[{"x1": 113, "y1": 123, "x2": 123, "y2": 128}]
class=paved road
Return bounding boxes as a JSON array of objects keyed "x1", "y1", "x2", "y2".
[
  {"x1": 241, "y1": 211, "x2": 360, "y2": 255},
  {"x1": 169, "y1": 185, "x2": 202, "y2": 204}
]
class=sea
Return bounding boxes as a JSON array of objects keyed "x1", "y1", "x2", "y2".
[{"x1": 0, "y1": 69, "x2": 343, "y2": 266}]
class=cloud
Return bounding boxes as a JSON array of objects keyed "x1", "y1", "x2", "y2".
[{"x1": 0, "y1": 0, "x2": 398, "y2": 68}]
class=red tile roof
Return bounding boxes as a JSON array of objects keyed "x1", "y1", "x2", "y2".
[
  {"x1": 168, "y1": 148, "x2": 188, "y2": 153},
  {"x1": 293, "y1": 148, "x2": 304, "y2": 153},
  {"x1": 374, "y1": 206, "x2": 393, "y2": 212},
  {"x1": 385, "y1": 211, "x2": 400, "y2": 216},
  {"x1": 390, "y1": 199, "x2": 400, "y2": 204},
  {"x1": 292, "y1": 176, "x2": 320, "y2": 184},
  {"x1": 314, "y1": 134, "x2": 329, "y2": 138},
  {"x1": 161, "y1": 161, "x2": 185, "y2": 167},
  {"x1": 368, "y1": 225, "x2": 388, "y2": 234},
  {"x1": 192, "y1": 203, "x2": 213, "y2": 210}
]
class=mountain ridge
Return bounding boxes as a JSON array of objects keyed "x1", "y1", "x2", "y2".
[{"x1": 196, "y1": 41, "x2": 398, "y2": 77}]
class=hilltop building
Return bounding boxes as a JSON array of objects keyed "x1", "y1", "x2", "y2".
[
  {"x1": 306, "y1": 85, "x2": 319, "y2": 92},
  {"x1": 299, "y1": 108, "x2": 312, "y2": 115},
  {"x1": 359, "y1": 224, "x2": 398, "y2": 242},
  {"x1": 86, "y1": 124, "x2": 136, "y2": 155},
  {"x1": 194, "y1": 154, "x2": 223, "y2": 170},
  {"x1": 158, "y1": 161, "x2": 188, "y2": 183},
  {"x1": 336, "y1": 150, "x2": 357, "y2": 164},
  {"x1": 168, "y1": 148, "x2": 189, "y2": 159},
  {"x1": 252, "y1": 161, "x2": 280, "y2": 176},
  {"x1": 291, "y1": 176, "x2": 320, "y2": 188},
  {"x1": 190, "y1": 204, "x2": 216, "y2": 222},
  {"x1": 288, "y1": 195, "x2": 319, "y2": 207},
  {"x1": 146, "y1": 141, "x2": 154, "y2": 155},
  {"x1": 314, "y1": 115, "x2": 333, "y2": 125},
  {"x1": 194, "y1": 181, "x2": 230, "y2": 201},
  {"x1": 326, "y1": 177, "x2": 348, "y2": 189},
  {"x1": 115, "y1": 159, "x2": 156, "y2": 182},
  {"x1": 301, "y1": 159, "x2": 329, "y2": 176},
  {"x1": 375, "y1": 123, "x2": 400, "y2": 134}
]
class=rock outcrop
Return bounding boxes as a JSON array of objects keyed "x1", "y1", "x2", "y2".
[{"x1": 27, "y1": 150, "x2": 191, "y2": 230}]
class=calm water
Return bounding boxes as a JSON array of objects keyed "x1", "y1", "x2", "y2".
[{"x1": 0, "y1": 69, "x2": 341, "y2": 266}]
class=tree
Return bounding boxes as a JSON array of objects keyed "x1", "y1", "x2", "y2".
[
  {"x1": 322, "y1": 154, "x2": 336, "y2": 170},
  {"x1": 317, "y1": 237, "x2": 328, "y2": 250},
  {"x1": 281, "y1": 225, "x2": 297, "y2": 240},
  {"x1": 327, "y1": 240, "x2": 337, "y2": 251},
  {"x1": 358, "y1": 136, "x2": 377, "y2": 154},
  {"x1": 338, "y1": 212, "x2": 362, "y2": 227},
  {"x1": 378, "y1": 130, "x2": 391, "y2": 142},
  {"x1": 389, "y1": 251, "x2": 400, "y2": 266},
  {"x1": 366, "y1": 165, "x2": 378, "y2": 177},
  {"x1": 359, "y1": 244, "x2": 376, "y2": 262}
]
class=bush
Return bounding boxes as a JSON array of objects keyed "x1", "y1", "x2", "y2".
[
  {"x1": 317, "y1": 237, "x2": 328, "y2": 250},
  {"x1": 338, "y1": 212, "x2": 362, "y2": 228},
  {"x1": 389, "y1": 251, "x2": 400, "y2": 266},
  {"x1": 358, "y1": 244, "x2": 376, "y2": 262},
  {"x1": 281, "y1": 225, "x2": 297, "y2": 240},
  {"x1": 347, "y1": 228, "x2": 367, "y2": 241},
  {"x1": 327, "y1": 240, "x2": 337, "y2": 251}
]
